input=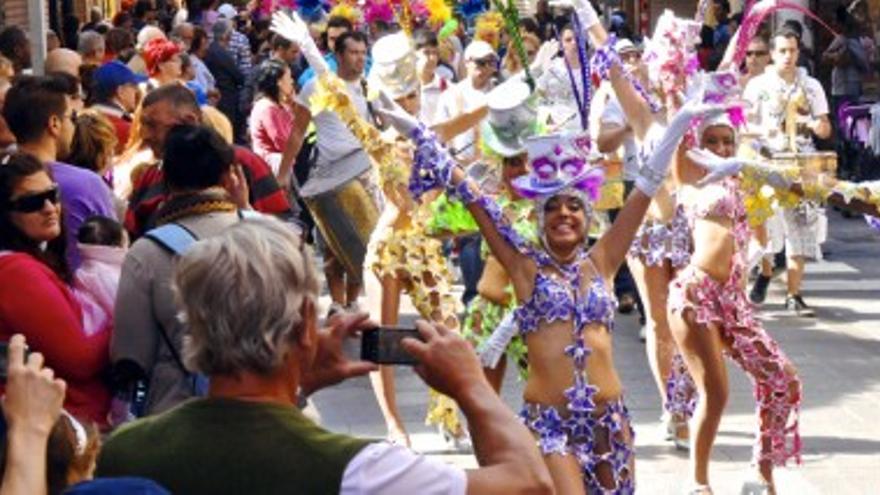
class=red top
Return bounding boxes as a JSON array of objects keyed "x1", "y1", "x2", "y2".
[
  {"x1": 0, "y1": 253, "x2": 111, "y2": 425},
  {"x1": 124, "y1": 146, "x2": 293, "y2": 237}
]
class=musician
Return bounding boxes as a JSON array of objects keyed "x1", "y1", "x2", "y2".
[
  {"x1": 294, "y1": 31, "x2": 379, "y2": 318},
  {"x1": 743, "y1": 27, "x2": 831, "y2": 317}
]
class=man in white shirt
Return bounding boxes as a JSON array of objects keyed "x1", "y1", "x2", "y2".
[
  {"x1": 743, "y1": 27, "x2": 832, "y2": 317},
  {"x1": 437, "y1": 40, "x2": 497, "y2": 165}
]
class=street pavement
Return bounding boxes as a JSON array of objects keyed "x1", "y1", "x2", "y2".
[{"x1": 310, "y1": 209, "x2": 880, "y2": 494}]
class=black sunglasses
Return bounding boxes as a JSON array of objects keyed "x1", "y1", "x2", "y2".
[
  {"x1": 9, "y1": 185, "x2": 60, "y2": 213},
  {"x1": 473, "y1": 57, "x2": 496, "y2": 68},
  {"x1": 746, "y1": 50, "x2": 769, "y2": 57}
]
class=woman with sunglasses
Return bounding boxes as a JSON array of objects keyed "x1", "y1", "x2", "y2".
[{"x1": 0, "y1": 153, "x2": 112, "y2": 427}]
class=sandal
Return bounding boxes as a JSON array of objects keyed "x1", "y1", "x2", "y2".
[
  {"x1": 665, "y1": 414, "x2": 690, "y2": 451},
  {"x1": 687, "y1": 484, "x2": 713, "y2": 494}
]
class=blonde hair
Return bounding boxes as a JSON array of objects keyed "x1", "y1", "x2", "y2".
[
  {"x1": 175, "y1": 216, "x2": 319, "y2": 376},
  {"x1": 68, "y1": 110, "x2": 118, "y2": 175},
  {"x1": 200, "y1": 105, "x2": 233, "y2": 144},
  {"x1": 502, "y1": 32, "x2": 541, "y2": 75}
]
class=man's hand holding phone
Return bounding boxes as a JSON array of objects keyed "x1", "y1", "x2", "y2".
[{"x1": 299, "y1": 313, "x2": 378, "y2": 397}]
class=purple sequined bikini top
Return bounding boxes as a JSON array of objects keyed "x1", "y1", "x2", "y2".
[{"x1": 515, "y1": 253, "x2": 618, "y2": 336}]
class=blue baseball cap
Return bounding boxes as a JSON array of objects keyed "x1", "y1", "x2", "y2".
[{"x1": 94, "y1": 61, "x2": 147, "y2": 93}]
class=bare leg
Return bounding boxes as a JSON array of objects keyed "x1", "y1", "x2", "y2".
[
  {"x1": 368, "y1": 274, "x2": 410, "y2": 446},
  {"x1": 754, "y1": 224, "x2": 774, "y2": 277},
  {"x1": 345, "y1": 278, "x2": 362, "y2": 307},
  {"x1": 324, "y1": 253, "x2": 346, "y2": 306},
  {"x1": 786, "y1": 255, "x2": 805, "y2": 295},
  {"x1": 669, "y1": 308, "x2": 730, "y2": 487},
  {"x1": 629, "y1": 256, "x2": 677, "y2": 409}
]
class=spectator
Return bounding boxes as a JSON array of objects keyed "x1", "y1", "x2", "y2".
[
  {"x1": 741, "y1": 35, "x2": 771, "y2": 88},
  {"x1": 133, "y1": 0, "x2": 158, "y2": 32},
  {"x1": 188, "y1": 27, "x2": 216, "y2": 94},
  {"x1": 0, "y1": 26, "x2": 30, "y2": 75},
  {"x1": 142, "y1": 38, "x2": 183, "y2": 91},
  {"x1": 123, "y1": 84, "x2": 291, "y2": 237},
  {"x1": 98, "y1": 216, "x2": 553, "y2": 495},
  {"x1": 89, "y1": 61, "x2": 143, "y2": 155},
  {"x1": 0, "y1": 154, "x2": 112, "y2": 425},
  {"x1": 270, "y1": 34, "x2": 300, "y2": 66},
  {"x1": 45, "y1": 49, "x2": 83, "y2": 79},
  {"x1": 204, "y1": 19, "x2": 245, "y2": 142},
  {"x1": 824, "y1": 7, "x2": 869, "y2": 130},
  {"x1": 77, "y1": 31, "x2": 106, "y2": 67},
  {"x1": 712, "y1": 0, "x2": 732, "y2": 46},
  {"x1": 81, "y1": 7, "x2": 105, "y2": 33},
  {"x1": 500, "y1": 32, "x2": 540, "y2": 79},
  {"x1": 4, "y1": 75, "x2": 116, "y2": 269},
  {"x1": 296, "y1": 15, "x2": 354, "y2": 88},
  {"x1": 47, "y1": 29, "x2": 62, "y2": 53},
  {"x1": 129, "y1": 26, "x2": 166, "y2": 76},
  {"x1": 112, "y1": 11, "x2": 134, "y2": 31},
  {"x1": 413, "y1": 29, "x2": 451, "y2": 125},
  {"x1": 0, "y1": 334, "x2": 67, "y2": 495},
  {"x1": 68, "y1": 110, "x2": 119, "y2": 182},
  {"x1": 104, "y1": 28, "x2": 135, "y2": 64},
  {"x1": 111, "y1": 124, "x2": 250, "y2": 417},
  {"x1": 169, "y1": 22, "x2": 195, "y2": 51},
  {"x1": 249, "y1": 59, "x2": 306, "y2": 181},
  {"x1": 73, "y1": 215, "x2": 128, "y2": 340},
  {"x1": 216, "y1": 4, "x2": 254, "y2": 85}
]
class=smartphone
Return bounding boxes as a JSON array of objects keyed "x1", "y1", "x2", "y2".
[
  {"x1": 361, "y1": 327, "x2": 423, "y2": 365},
  {"x1": 0, "y1": 341, "x2": 28, "y2": 380}
]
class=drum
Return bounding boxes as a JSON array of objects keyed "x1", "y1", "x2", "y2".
[{"x1": 302, "y1": 177, "x2": 379, "y2": 279}]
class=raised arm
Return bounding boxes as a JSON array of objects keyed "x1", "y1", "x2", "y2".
[
  {"x1": 593, "y1": 41, "x2": 655, "y2": 139},
  {"x1": 375, "y1": 100, "x2": 535, "y2": 287},
  {"x1": 593, "y1": 87, "x2": 724, "y2": 277},
  {"x1": 551, "y1": 0, "x2": 608, "y2": 47}
]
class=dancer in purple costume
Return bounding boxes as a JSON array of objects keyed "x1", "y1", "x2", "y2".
[{"x1": 376, "y1": 72, "x2": 730, "y2": 494}]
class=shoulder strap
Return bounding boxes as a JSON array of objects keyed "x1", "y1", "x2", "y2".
[{"x1": 144, "y1": 223, "x2": 199, "y2": 256}]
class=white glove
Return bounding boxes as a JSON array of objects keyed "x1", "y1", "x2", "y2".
[
  {"x1": 271, "y1": 12, "x2": 330, "y2": 75},
  {"x1": 477, "y1": 312, "x2": 518, "y2": 369},
  {"x1": 374, "y1": 91, "x2": 419, "y2": 137},
  {"x1": 549, "y1": 0, "x2": 600, "y2": 29},
  {"x1": 687, "y1": 148, "x2": 790, "y2": 189},
  {"x1": 635, "y1": 77, "x2": 730, "y2": 196},
  {"x1": 529, "y1": 40, "x2": 560, "y2": 76}
]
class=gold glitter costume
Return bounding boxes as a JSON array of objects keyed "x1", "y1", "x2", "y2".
[{"x1": 310, "y1": 73, "x2": 463, "y2": 433}]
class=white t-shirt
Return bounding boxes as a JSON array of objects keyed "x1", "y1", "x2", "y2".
[
  {"x1": 743, "y1": 67, "x2": 829, "y2": 153},
  {"x1": 436, "y1": 77, "x2": 492, "y2": 163},
  {"x1": 600, "y1": 95, "x2": 640, "y2": 181},
  {"x1": 420, "y1": 73, "x2": 449, "y2": 126},
  {"x1": 340, "y1": 442, "x2": 467, "y2": 495}
]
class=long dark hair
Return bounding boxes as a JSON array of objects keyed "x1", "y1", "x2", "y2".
[
  {"x1": 253, "y1": 59, "x2": 288, "y2": 104},
  {"x1": 0, "y1": 153, "x2": 70, "y2": 282}
]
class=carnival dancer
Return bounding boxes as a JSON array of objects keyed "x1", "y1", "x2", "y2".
[
  {"x1": 667, "y1": 71, "x2": 803, "y2": 495},
  {"x1": 743, "y1": 27, "x2": 832, "y2": 316},
  {"x1": 271, "y1": 16, "x2": 467, "y2": 448},
  {"x1": 461, "y1": 79, "x2": 538, "y2": 392},
  {"x1": 376, "y1": 60, "x2": 729, "y2": 494},
  {"x1": 591, "y1": 9, "x2": 700, "y2": 448}
]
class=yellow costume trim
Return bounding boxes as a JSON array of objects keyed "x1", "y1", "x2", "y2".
[{"x1": 313, "y1": 72, "x2": 463, "y2": 434}]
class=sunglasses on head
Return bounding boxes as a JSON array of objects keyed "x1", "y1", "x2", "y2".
[{"x1": 9, "y1": 185, "x2": 60, "y2": 213}]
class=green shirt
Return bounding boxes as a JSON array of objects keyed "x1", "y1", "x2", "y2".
[{"x1": 97, "y1": 398, "x2": 372, "y2": 494}]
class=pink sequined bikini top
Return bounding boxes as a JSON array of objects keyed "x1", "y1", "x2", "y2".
[{"x1": 686, "y1": 178, "x2": 751, "y2": 272}]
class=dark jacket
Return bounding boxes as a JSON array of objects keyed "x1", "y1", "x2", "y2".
[{"x1": 204, "y1": 42, "x2": 245, "y2": 131}]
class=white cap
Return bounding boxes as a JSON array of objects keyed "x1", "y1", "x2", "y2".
[
  {"x1": 464, "y1": 40, "x2": 496, "y2": 61},
  {"x1": 136, "y1": 26, "x2": 166, "y2": 51},
  {"x1": 217, "y1": 3, "x2": 237, "y2": 20},
  {"x1": 615, "y1": 38, "x2": 640, "y2": 54}
]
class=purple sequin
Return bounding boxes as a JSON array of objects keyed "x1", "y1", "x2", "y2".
[{"x1": 628, "y1": 204, "x2": 692, "y2": 268}]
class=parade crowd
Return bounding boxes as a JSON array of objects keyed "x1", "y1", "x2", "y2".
[{"x1": 1, "y1": 0, "x2": 879, "y2": 494}]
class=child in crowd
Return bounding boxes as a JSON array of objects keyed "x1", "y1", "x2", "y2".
[{"x1": 73, "y1": 215, "x2": 128, "y2": 337}]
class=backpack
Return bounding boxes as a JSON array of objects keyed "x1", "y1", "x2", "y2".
[{"x1": 141, "y1": 210, "x2": 263, "y2": 402}]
